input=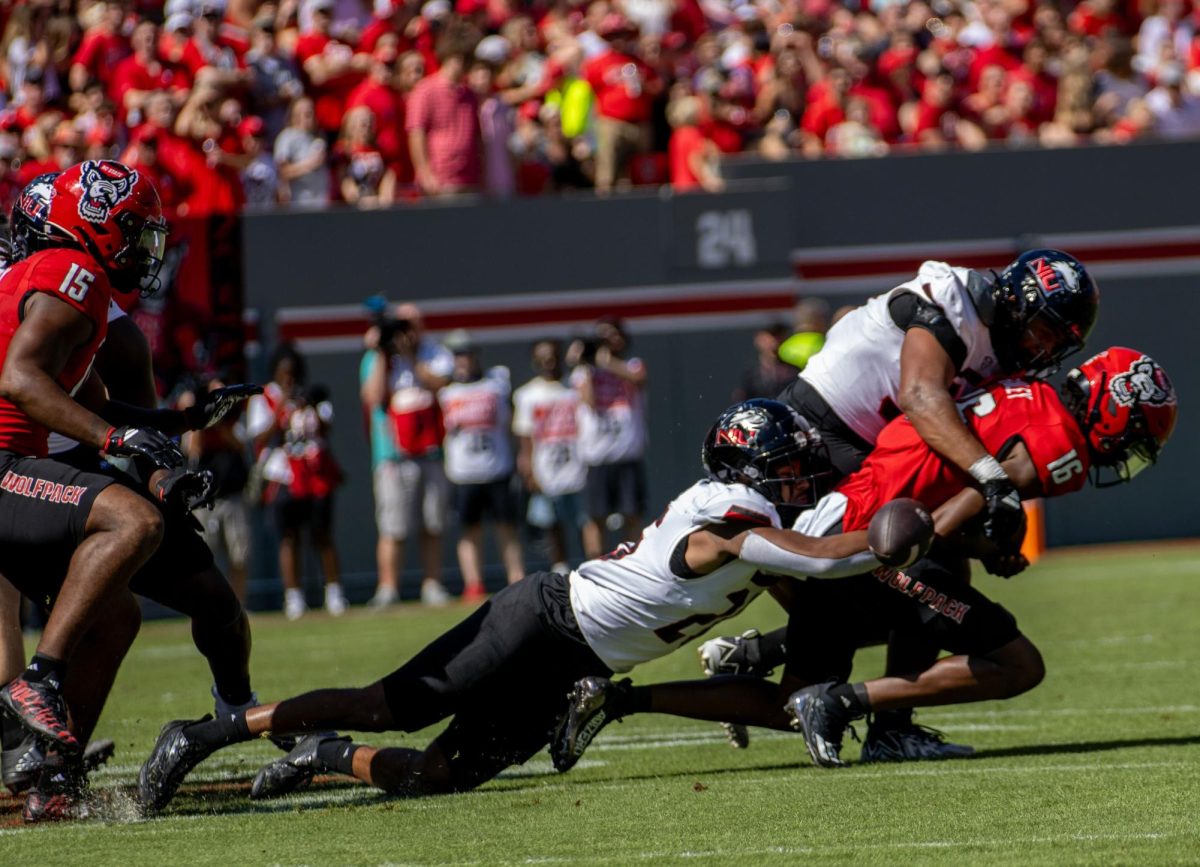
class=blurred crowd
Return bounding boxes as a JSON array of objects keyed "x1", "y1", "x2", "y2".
[{"x1": 3, "y1": 0, "x2": 1199, "y2": 212}]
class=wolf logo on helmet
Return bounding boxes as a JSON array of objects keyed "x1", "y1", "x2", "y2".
[
  {"x1": 76, "y1": 161, "x2": 139, "y2": 224},
  {"x1": 17, "y1": 177, "x2": 55, "y2": 224},
  {"x1": 1109, "y1": 356, "x2": 1175, "y2": 408},
  {"x1": 715, "y1": 408, "x2": 770, "y2": 448}
]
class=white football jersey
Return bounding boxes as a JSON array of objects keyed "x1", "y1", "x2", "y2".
[
  {"x1": 569, "y1": 479, "x2": 780, "y2": 672},
  {"x1": 48, "y1": 300, "x2": 125, "y2": 457},
  {"x1": 799, "y1": 261, "x2": 1002, "y2": 444},
  {"x1": 511, "y1": 376, "x2": 587, "y2": 496},
  {"x1": 571, "y1": 361, "x2": 647, "y2": 465},
  {"x1": 439, "y1": 367, "x2": 514, "y2": 484}
]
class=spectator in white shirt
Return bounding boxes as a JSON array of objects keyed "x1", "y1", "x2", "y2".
[
  {"x1": 512, "y1": 338, "x2": 587, "y2": 572},
  {"x1": 438, "y1": 332, "x2": 523, "y2": 599}
]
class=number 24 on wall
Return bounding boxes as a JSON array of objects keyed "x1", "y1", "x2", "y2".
[{"x1": 58, "y1": 263, "x2": 95, "y2": 302}]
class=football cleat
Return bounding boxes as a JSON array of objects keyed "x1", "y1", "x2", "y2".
[
  {"x1": 698, "y1": 630, "x2": 763, "y2": 750},
  {"x1": 0, "y1": 676, "x2": 79, "y2": 753},
  {"x1": 249, "y1": 734, "x2": 351, "y2": 800},
  {"x1": 4, "y1": 736, "x2": 117, "y2": 795},
  {"x1": 138, "y1": 716, "x2": 218, "y2": 813},
  {"x1": 860, "y1": 721, "x2": 975, "y2": 763},
  {"x1": 784, "y1": 682, "x2": 862, "y2": 769},
  {"x1": 550, "y1": 677, "x2": 630, "y2": 773},
  {"x1": 22, "y1": 756, "x2": 89, "y2": 823}
]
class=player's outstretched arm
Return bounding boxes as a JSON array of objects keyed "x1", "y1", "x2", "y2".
[
  {"x1": 0, "y1": 294, "x2": 116, "y2": 449},
  {"x1": 732, "y1": 526, "x2": 880, "y2": 579}
]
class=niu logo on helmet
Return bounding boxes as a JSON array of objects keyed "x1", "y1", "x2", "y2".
[
  {"x1": 1028, "y1": 257, "x2": 1080, "y2": 296},
  {"x1": 77, "y1": 161, "x2": 138, "y2": 224},
  {"x1": 1110, "y1": 357, "x2": 1175, "y2": 407}
]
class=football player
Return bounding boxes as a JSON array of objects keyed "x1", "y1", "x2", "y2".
[
  {"x1": 551, "y1": 347, "x2": 1176, "y2": 769},
  {"x1": 137, "y1": 400, "x2": 926, "y2": 809},
  {"x1": 0, "y1": 171, "x2": 263, "y2": 809},
  {"x1": 0, "y1": 162, "x2": 197, "y2": 819},
  {"x1": 769, "y1": 251, "x2": 1100, "y2": 755}
]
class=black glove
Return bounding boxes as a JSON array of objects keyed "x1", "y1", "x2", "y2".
[
  {"x1": 981, "y1": 478, "x2": 1025, "y2": 547},
  {"x1": 152, "y1": 467, "x2": 216, "y2": 511},
  {"x1": 184, "y1": 384, "x2": 263, "y2": 430},
  {"x1": 103, "y1": 426, "x2": 185, "y2": 470},
  {"x1": 981, "y1": 550, "x2": 1030, "y2": 579}
]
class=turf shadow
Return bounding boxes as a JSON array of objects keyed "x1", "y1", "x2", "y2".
[{"x1": 971, "y1": 734, "x2": 1200, "y2": 760}]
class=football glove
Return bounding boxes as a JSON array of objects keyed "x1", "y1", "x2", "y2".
[
  {"x1": 184, "y1": 384, "x2": 263, "y2": 430},
  {"x1": 152, "y1": 467, "x2": 216, "y2": 511},
  {"x1": 980, "y1": 550, "x2": 1030, "y2": 579},
  {"x1": 981, "y1": 479, "x2": 1025, "y2": 548},
  {"x1": 103, "y1": 426, "x2": 185, "y2": 470}
]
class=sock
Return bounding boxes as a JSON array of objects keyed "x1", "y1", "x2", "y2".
[
  {"x1": 24, "y1": 654, "x2": 67, "y2": 691},
  {"x1": 316, "y1": 738, "x2": 360, "y2": 776},
  {"x1": 627, "y1": 685, "x2": 652, "y2": 716},
  {"x1": 185, "y1": 710, "x2": 252, "y2": 749},
  {"x1": 872, "y1": 708, "x2": 914, "y2": 729},
  {"x1": 828, "y1": 682, "x2": 870, "y2": 719},
  {"x1": 751, "y1": 628, "x2": 789, "y2": 672},
  {"x1": 213, "y1": 682, "x2": 254, "y2": 709}
]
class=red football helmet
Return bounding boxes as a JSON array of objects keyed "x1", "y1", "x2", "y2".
[
  {"x1": 45, "y1": 160, "x2": 167, "y2": 294},
  {"x1": 1061, "y1": 346, "x2": 1177, "y2": 487}
]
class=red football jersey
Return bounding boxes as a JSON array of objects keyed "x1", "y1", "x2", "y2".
[
  {"x1": 0, "y1": 248, "x2": 113, "y2": 456},
  {"x1": 838, "y1": 379, "x2": 1090, "y2": 531}
]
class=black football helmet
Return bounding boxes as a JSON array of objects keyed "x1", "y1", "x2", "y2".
[
  {"x1": 9, "y1": 171, "x2": 70, "y2": 263},
  {"x1": 702, "y1": 399, "x2": 832, "y2": 507},
  {"x1": 987, "y1": 249, "x2": 1099, "y2": 378}
]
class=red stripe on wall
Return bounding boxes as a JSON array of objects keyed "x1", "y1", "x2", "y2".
[{"x1": 276, "y1": 291, "x2": 795, "y2": 341}]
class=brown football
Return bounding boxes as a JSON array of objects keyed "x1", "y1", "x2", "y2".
[{"x1": 867, "y1": 498, "x2": 935, "y2": 568}]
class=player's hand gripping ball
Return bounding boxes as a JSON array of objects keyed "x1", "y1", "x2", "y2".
[{"x1": 868, "y1": 498, "x2": 935, "y2": 568}]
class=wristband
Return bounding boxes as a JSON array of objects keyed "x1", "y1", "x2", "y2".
[{"x1": 968, "y1": 454, "x2": 1008, "y2": 485}]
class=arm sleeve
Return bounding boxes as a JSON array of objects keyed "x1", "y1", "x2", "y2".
[
  {"x1": 739, "y1": 531, "x2": 880, "y2": 580},
  {"x1": 889, "y1": 292, "x2": 968, "y2": 371}
]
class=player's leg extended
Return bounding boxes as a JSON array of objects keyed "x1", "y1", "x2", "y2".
[{"x1": 0, "y1": 577, "x2": 23, "y2": 684}]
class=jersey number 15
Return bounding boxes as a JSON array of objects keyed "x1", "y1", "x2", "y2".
[{"x1": 58, "y1": 264, "x2": 95, "y2": 303}]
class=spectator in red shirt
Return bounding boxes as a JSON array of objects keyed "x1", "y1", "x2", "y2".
[
  {"x1": 124, "y1": 126, "x2": 192, "y2": 219},
  {"x1": 406, "y1": 26, "x2": 483, "y2": 195},
  {"x1": 961, "y1": 64, "x2": 1011, "y2": 139},
  {"x1": 347, "y1": 35, "x2": 411, "y2": 184},
  {"x1": 6, "y1": 67, "x2": 50, "y2": 133},
  {"x1": 583, "y1": 15, "x2": 662, "y2": 192},
  {"x1": 69, "y1": 1, "x2": 131, "y2": 92},
  {"x1": 336, "y1": 105, "x2": 395, "y2": 207},
  {"x1": 667, "y1": 94, "x2": 722, "y2": 192},
  {"x1": 800, "y1": 66, "x2": 851, "y2": 156},
  {"x1": 112, "y1": 20, "x2": 186, "y2": 126},
  {"x1": 294, "y1": 0, "x2": 370, "y2": 136}
]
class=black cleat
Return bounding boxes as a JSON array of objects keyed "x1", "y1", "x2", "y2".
[
  {"x1": 861, "y1": 721, "x2": 975, "y2": 763},
  {"x1": 550, "y1": 677, "x2": 629, "y2": 773},
  {"x1": 250, "y1": 734, "x2": 351, "y2": 800},
  {"x1": 3, "y1": 735, "x2": 115, "y2": 795},
  {"x1": 784, "y1": 682, "x2": 861, "y2": 769},
  {"x1": 0, "y1": 677, "x2": 79, "y2": 754},
  {"x1": 22, "y1": 756, "x2": 89, "y2": 823},
  {"x1": 138, "y1": 716, "x2": 218, "y2": 813}
]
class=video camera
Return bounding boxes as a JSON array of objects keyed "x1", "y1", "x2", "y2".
[{"x1": 364, "y1": 295, "x2": 415, "y2": 347}]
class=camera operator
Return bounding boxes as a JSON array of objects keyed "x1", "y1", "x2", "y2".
[
  {"x1": 360, "y1": 302, "x2": 454, "y2": 607},
  {"x1": 567, "y1": 316, "x2": 648, "y2": 559}
]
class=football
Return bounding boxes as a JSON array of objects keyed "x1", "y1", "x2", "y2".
[{"x1": 867, "y1": 498, "x2": 935, "y2": 568}]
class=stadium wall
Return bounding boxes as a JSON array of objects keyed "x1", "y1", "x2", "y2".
[{"x1": 241, "y1": 140, "x2": 1199, "y2": 594}]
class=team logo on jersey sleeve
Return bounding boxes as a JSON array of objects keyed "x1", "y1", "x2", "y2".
[
  {"x1": 1109, "y1": 356, "x2": 1175, "y2": 407},
  {"x1": 77, "y1": 161, "x2": 138, "y2": 224}
]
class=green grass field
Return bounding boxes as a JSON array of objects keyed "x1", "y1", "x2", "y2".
[{"x1": 3, "y1": 542, "x2": 1199, "y2": 865}]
